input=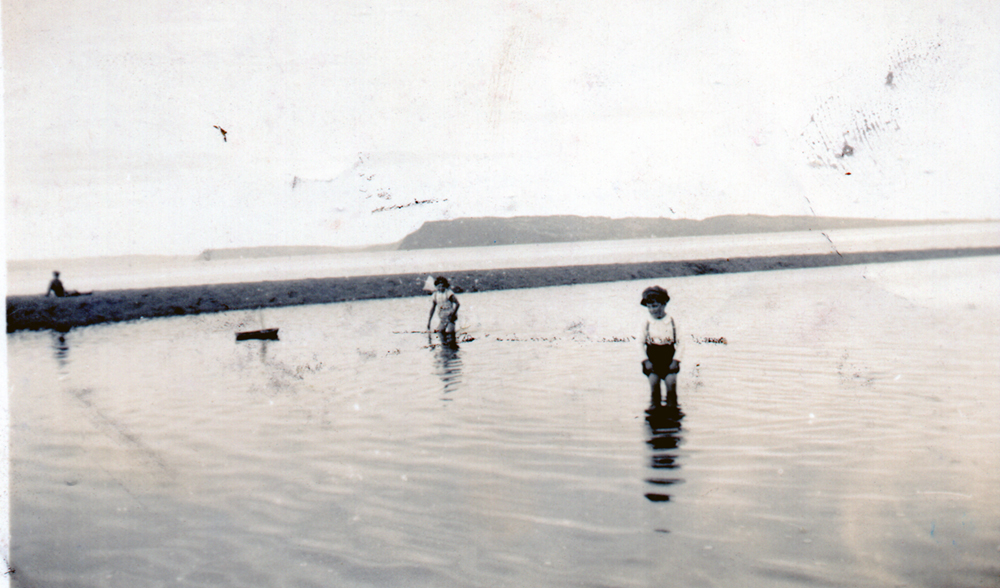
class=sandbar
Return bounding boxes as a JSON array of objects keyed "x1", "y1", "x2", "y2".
[{"x1": 7, "y1": 245, "x2": 998, "y2": 333}]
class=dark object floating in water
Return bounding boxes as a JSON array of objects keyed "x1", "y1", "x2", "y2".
[
  {"x1": 644, "y1": 493, "x2": 671, "y2": 503},
  {"x1": 236, "y1": 328, "x2": 279, "y2": 341}
]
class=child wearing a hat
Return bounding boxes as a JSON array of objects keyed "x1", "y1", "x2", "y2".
[{"x1": 640, "y1": 285, "x2": 682, "y2": 407}]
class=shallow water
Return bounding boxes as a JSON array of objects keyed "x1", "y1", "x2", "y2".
[{"x1": 8, "y1": 257, "x2": 1000, "y2": 587}]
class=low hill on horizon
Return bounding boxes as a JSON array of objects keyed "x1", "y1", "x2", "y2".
[
  {"x1": 9, "y1": 215, "x2": 979, "y2": 267},
  {"x1": 396, "y1": 214, "x2": 962, "y2": 250},
  {"x1": 199, "y1": 215, "x2": 973, "y2": 259}
]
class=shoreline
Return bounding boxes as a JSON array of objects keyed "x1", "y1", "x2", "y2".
[{"x1": 7, "y1": 246, "x2": 999, "y2": 333}]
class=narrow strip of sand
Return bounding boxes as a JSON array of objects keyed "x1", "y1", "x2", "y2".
[{"x1": 8, "y1": 243, "x2": 999, "y2": 333}]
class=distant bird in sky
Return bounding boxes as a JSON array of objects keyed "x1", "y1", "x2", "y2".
[{"x1": 213, "y1": 125, "x2": 227, "y2": 142}]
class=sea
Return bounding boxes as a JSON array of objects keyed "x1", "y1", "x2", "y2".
[{"x1": 6, "y1": 254, "x2": 1000, "y2": 588}]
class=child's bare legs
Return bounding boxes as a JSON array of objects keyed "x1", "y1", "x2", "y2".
[
  {"x1": 648, "y1": 366, "x2": 678, "y2": 408},
  {"x1": 439, "y1": 318, "x2": 457, "y2": 348},
  {"x1": 663, "y1": 373, "x2": 678, "y2": 407},
  {"x1": 648, "y1": 372, "x2": 663, "y2": 407}
]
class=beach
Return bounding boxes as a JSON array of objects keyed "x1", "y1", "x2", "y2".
[{"x1": 7, "y1": 223, "x2": 999, "y2": 333}]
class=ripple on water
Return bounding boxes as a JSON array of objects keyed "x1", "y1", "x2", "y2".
[{"x1": 8, "y1": 256, "x2": 1000, "y2": 587}]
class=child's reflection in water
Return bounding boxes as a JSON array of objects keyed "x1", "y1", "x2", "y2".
[
  {"x1": 51, "y1": 330, "x2": 70, "y2": 372},
  {"x1": 433, "y1": 344, "x2": 463, "y2": 396},
  {"x1": 644, "y1": 405, "x2": 685, "y2": 504}
]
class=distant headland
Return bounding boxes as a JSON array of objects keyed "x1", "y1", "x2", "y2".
[
  {"x1": 197, "y1": 214, "x2": 962, "y2": 260},
  {"x1": 394, "y1": 215, "x2": 953, "y2": 250}
]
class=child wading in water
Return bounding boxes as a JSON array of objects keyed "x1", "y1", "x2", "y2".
[
  {"x1": 640, "y1": 285, "x2": 682, "y2": 408},
  {"x1": 428, "y1": 276, "x2": 460, "y2": 347}
]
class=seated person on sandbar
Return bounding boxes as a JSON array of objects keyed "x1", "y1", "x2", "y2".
[
  {"x1": 46, "y1": 271, "x2": 86, "y2": 297},
  {"x1": 640, "y1": 285, "x2": 682, "y2": 408}
]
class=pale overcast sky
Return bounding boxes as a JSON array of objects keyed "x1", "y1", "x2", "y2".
[{"x1": 4, "y1": 0, "x2": 999, "y2": 260}]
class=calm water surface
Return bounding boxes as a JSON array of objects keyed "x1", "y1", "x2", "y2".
[{"x1": 9, "y1": 257, "x2": 1000, "y2": 587}]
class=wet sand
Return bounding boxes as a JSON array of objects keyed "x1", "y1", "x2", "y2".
[{"x1": 7, "y1": 246, "x2": 998, "y2": 333}]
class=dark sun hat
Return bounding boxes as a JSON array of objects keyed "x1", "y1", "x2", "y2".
[{"x1": 641, "y1": 285, "x2": 670, "y2": 306}]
